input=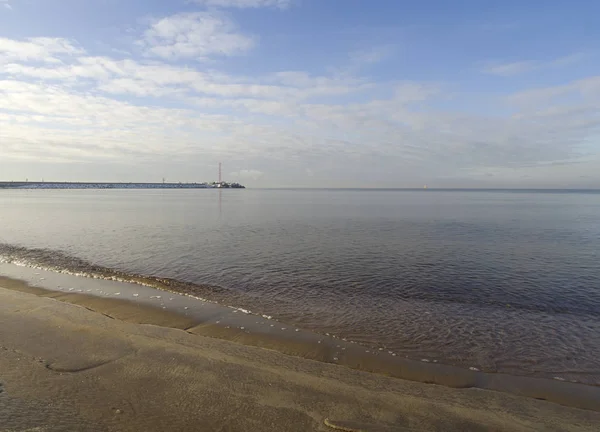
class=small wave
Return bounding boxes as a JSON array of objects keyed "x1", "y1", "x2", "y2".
[{"x1": 0, "y1": 243, "x2": 232, "y2": 306}]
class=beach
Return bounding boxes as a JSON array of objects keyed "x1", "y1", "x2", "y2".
[
  {"x1": 1, "y1": 189, "x2": 600, "y2": 431},
  {"x1": 2, "y1": 189, "x2": 599, "y2": 386},
  {"x1": 1, "y1": 278, "x2": 600, "y2": 431}
]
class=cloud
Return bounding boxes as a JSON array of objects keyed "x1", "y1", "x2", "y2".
[
  {"x1": 349, "y1": 45, "x2": 394, "y2": 66},
  {"x1": 0, "y1": 37, "x2": 84, "y2": 63},
  {"x1": 0, "y1": 82, "x2": 245, "y2": 166},
  {"x1": 550, "y1": 52, "x2": 588, "y2": 67},
  {"x1": 482, "y1": 61, "x2": 536, "y2": 76},
  {"x1": 3, "y1": 54, "x2": 370, "y2": 102},
  {"x1": 3, "y1": 61, "x2": 113, "y2": 81},
  {"x1": 139, "y1": 12, "x2": 254, "y2": 60},
  {"x1": 482, "y1": 53, "x2": 588, "y2": 76},
  {"x1": 97, "y1": 77, "x2": 182, "y2": 97},
  {"x1": 507, "y1": 75, "x2": 600, "y2": 107},
  {"x1": 1, "y1": 0, "x2": 11, "y2": 10},
  {"x1": 1, "y1": 17, "x2": 599, "y2": 186},
  {"x1": 3, "y1": 48, "x2": 597, "y2": 180},
  {"x1": 190, "y1": 0, "x2": 292, "y2": 9}
]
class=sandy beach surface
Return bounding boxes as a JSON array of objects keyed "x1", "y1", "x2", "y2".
[{"x1": 1, "y1": 286, "x2": 599, "y2": 431}]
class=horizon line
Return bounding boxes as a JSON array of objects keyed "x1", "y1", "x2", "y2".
[{"x1": 1, "y1": 181, "x2": 599, "y2": 191}]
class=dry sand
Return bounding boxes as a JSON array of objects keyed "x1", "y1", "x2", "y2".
[{"x1": 1, "y1": 287, "x2": 599, "y2": 431}]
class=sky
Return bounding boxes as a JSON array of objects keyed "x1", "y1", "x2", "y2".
[{"x1": 1, "y1": 0, "x2": 599, "y2": 188}]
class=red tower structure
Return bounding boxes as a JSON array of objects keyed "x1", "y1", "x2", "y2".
[{"x1": 218, "y1": 162, "x2": 222, "y2": 184}]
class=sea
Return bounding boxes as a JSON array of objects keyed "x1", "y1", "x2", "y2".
[{"x1": 1, "y1": 188, "x2": 599, "y2": 385}]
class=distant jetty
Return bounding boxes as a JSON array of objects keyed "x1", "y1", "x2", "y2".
[{"x1": 0, "y1": 182, "x2": 245, "y2": 190}]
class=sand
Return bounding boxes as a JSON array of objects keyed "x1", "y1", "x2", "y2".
[
  {"x1": 1, "y1": 287, "x2": 599, "y2": 431},
  {"x1": 3, "y1": 268, "x2": 600, "y2": 414}
]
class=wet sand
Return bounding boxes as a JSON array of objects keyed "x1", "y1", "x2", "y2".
[
  {"x1": 1, "y1": 286, "x2": 600, "y2": 431},
  {"x1": 2, "y1": 265, "x2": 600, "y2": 413}
]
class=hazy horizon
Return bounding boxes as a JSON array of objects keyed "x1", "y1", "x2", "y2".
[
  {"x1": 2, "y1": 180, "x2": 600, "y2": 191},
  {"x1": 1, "y1": 0, "x2": 599, "y2": 188}
]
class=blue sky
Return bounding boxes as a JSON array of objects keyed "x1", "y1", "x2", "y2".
[{"x1": 1, "y1": 0, "x2": 599, "y2": 187}]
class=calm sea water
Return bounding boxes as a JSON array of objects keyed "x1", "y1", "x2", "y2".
[{"x1": 1, "y1": 189, "x2": 599, "y2": 384}]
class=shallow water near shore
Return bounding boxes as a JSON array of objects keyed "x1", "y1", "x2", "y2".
[{"x1": 0, "y1": 188, "x2": 599, "y2": 385}]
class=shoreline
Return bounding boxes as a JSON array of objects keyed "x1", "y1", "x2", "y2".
[
  {"x1": 1, "y1": 264, "x2": 599, "y2": 413},
  {"x1": 1, "y1": 245, "x2": 598, "y2": 388},
  {"x1": 1, "y1": 287, "x2": 600, "y2": 431}
]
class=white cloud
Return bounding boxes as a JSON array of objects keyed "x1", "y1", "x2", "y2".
[
  {"x1": 191, "y1": 0, "x2": 292, "y2": 9},
  {"x1": 0, "y1": 37, "x2": 84, "y2": 63},
  {"x1": 97, "y1": 78, "x2": 182, "y2": 97},
  {"x1": 507, "y1": 75, "x2": 600, "y2": 107},
  {"x1": 3, "y1": 54, "x2": 369, "y2": 102},
  {"x1": 0, "y1": 79, "x2": 247, "y2": 165},
  {"x1": 1, "y1": 23, "x2": 599, "y2": 186},
  {"x1": 482, "y1": 61, "x2": 536, "y2": 76},
  {"x1": 550, "y1": 52, "x2": 588, "y2": 67},
  {"x1": 139, "y1": 12, "x2": 254, "y2": 60},
  {"x1": 482, "y1": 53, "x2": 587, "y2": 76},
  {"x1": 3, "y1": 61, "x2": 112, "y2": 81},
  {"x1": 3, "y1": 49, "x2": 597, "y2": 179},
  {"x1": 349, "y1": 45, "x2": 394, "y2": 66}
]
